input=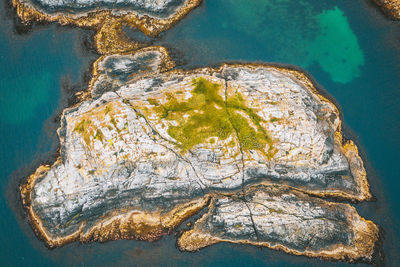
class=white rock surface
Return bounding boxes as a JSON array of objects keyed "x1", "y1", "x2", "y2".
[
  {"x1": 28, "y1": 64, "x2": 370, "y2": 241},
  {"x1": 30, "y1": 0, "x2": 187, "y2": 17},
  {"x1": 178, "y1": 185, "x2": 378, "y2": 263}
]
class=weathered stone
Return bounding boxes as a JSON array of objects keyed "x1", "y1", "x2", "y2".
[
  {"x1": 21, "y1": 49, "x2": 377, "y2": 263},
  {"x1": 178, "y1": 185, "x2": 378, "y2": 263},
  {"x1": 90, "y1": 46, "x2": 175, "y2": 97}
]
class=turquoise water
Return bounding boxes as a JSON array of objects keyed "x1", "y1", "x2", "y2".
[
  {"x1": 211, "y1": 1, "x2": 365, "y2": 83},
  {"x1": 159, "y1": 1, "x2": 367, "y2": 84},
  {"x1": 1, "y1": 0, "x2": 400, "y2": 266}
]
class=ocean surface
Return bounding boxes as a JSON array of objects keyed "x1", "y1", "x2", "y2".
[{"x1": 0, "y1": 0, "x2": 399, "y2": 266}]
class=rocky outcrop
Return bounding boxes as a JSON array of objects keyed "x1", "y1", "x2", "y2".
[
  {"x1": 89, "y1": 46, "x2": 175, "y2": 98},
  {"x1": 178, "y1": 185, "x2": 378, "y2": 263},
  {"x1": 373, "y1": 0, "x2": 400, "y2": 19},
  {"x1": 21, "y1": 48, "x2": 377, "y2": 263},
  {"x1": 13, "y1": 0, "x2": 202, "y2": 53}
]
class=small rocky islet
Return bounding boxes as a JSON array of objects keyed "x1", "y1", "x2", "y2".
[{"x1": 13, "y1": 0, "x2": 386, "y2": 265}]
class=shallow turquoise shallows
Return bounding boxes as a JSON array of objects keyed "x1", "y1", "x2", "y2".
[{"x1": 1, "y1": 0, "x2": 399, "y2": 266}]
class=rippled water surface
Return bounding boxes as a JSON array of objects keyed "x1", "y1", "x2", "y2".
[{"x1": 1, "y1": 0, "x2": 399, "y2": 266}]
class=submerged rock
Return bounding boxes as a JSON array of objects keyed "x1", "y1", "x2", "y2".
[{"x1": 21, "y1": 48, "x2": 377, "y2": 263}]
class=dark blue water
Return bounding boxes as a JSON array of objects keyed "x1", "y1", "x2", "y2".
[{"x1": 1, "y1": 0, "x2": 399, "y2": 266}]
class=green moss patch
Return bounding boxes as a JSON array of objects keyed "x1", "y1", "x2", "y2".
[
  {"x1": 73, "y1": 103, "x2": 121, "y2": 147},
  {"x1": 270, "y1": 117, "x2": 281, "y2": 123},
  {"x1": 151, "y1": 78, "x2": 274, "y2": 157},
  {"x1": 73, "y1": 118, "x2": 94, "y2": 146}
]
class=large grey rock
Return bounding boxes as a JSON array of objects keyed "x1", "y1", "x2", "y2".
[{"x1": 178, "y1": 185, "x2": 378, "y2": 263}]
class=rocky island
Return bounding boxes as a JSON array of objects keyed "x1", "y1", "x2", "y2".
[
  {"x1": 13, "y1": 0, "x2": 202, "y2": 53},
  {"x1": 12, "y1": 0, "x2": 384, "y2": 264},
  {"x1": 21, "y1": 47, "x2": 379, "y2": 264}
]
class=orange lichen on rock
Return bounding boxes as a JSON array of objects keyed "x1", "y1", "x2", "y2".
[{"x1": 81, "y1": 196, "x2": 210, "y2": 244}]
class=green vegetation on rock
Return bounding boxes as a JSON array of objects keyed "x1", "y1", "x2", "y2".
[
  {"x1": 73, "y1": 103, "x2": 119, "y2": 147},
  {"x1": 73, "y1": 118, "x2": 94, "y2": 146},
  {"x1": 151, "y1": 78, "x2": 274, "y2": 157}
]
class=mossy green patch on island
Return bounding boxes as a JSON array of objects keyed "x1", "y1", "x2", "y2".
[
  {"x1": 104, "y1": 104, "x2": 113, "y2": 114},
  {"x1": 73, "y1": 118, "x2": 94, "y2": 146},
  {"x1": 147, "y1": 98, "x2": 160, "y2": 107},
  {"x1": 110, "y1": 117, "x2": 119, "y2": 131},
  {"x1": 95, "y1": 129, "x2": 104, "y2": 142},
  {"x1": 268, "y1": 208, "x2": 283, "y2": 214},
  {"x1": 270, "y1": 117, "x2": 281, "y2": 123},
  {"x1": 149, "y1": 78, "x2": 274, "y2": 157},
  {"x1": 72, "y1": 102, "x2": 122, "y2": 147}
]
